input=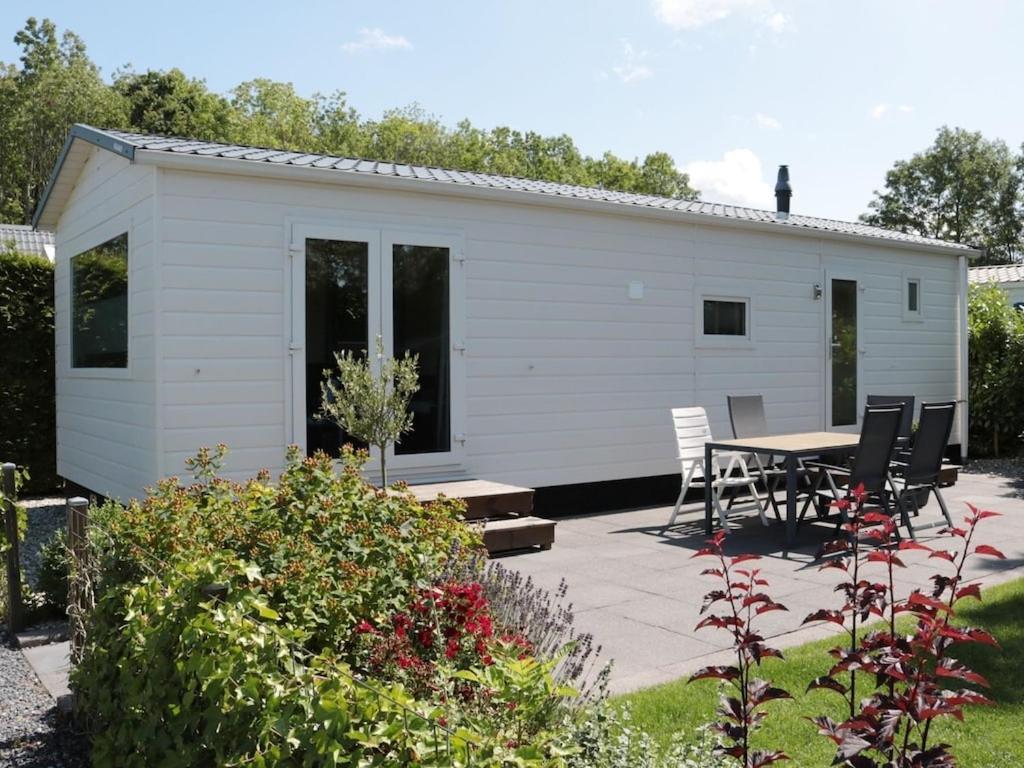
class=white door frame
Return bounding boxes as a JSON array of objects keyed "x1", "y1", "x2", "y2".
[
  {"x1": 380, "y1": 228, "x2": 466, "y2": 473},
  {"x1": 823, "y1": 270, "x2": 864, "y2": 432},
  {"x1": 287, "y1": 221, "x2": 381, "y2": 456},
  {"x1": 286, "y1": 218, "x2": 465, "y2": 475}
]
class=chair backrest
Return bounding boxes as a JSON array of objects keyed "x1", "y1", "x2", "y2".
[
  {"x1": 850, "y1": 404, "x2": 903, "y2": 492},
  {"x1": 866, "y1": 394, "x2": 915, "y2": 439},
  {"x1": 671, "y1": 407, "x2": 713, "y2": 463},
  {"x1": 905, "y1": 401, "x2": 956, "y2": 485},
  {"x1": 728, "y1": 395, "x2": 769, "y2": 439}
]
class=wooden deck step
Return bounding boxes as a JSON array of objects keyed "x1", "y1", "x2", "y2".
[
  {"x1": 409, "y1": 479, "x2": 534, "y2": 521},
  {"x1": 939, "y1": 463, "x2": 960, "y2": 488},
  {"x1": 483, "y1": 516, "x2": 556, "y2": 554}
]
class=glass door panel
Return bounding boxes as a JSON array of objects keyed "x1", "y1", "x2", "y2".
[
  {"x1": 830, "y1": 278, "x2": 858, "y2": 427},
  {"x1": 392, "y1": 244, "x2": 451, "y2": 455},
  {"x1": 304, "y1": 238, "x2": 368, "y2": 456}
]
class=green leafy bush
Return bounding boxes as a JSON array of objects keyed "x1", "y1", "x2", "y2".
[
  {"x1": 35, "y1": 528, "x2": 68, "y2": 615},
  {"x1": 0, "y1": 247, "x2": 56, "y2": 492},
  {"x1": 968, "y1": 284, "x2": 1024, "y2": 456},
  {"x1": 76, "y1": 445, "x2": 627, "y2": 765}
]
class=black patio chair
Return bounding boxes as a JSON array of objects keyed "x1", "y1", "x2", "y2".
[
  {"x1": 799, "y1": 403, "x2": 904, "y2": 530},
  {"x1": 889, "y1": 401, "x2": 957, "y2": 537},
  {"x1": 727, "y1": 394, "x2": 808, "y2": 522},
  {"x1": 866, "y1": 394, "x2": 915, "y2": 451}
]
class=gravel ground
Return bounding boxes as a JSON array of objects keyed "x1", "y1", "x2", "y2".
[
  {"x1": 19, "y1": 498, "x2": 65, "y2": 590},
  {"x1": 0, "y1": 630, "x2": 87, "y2": 767},
  {"x1": 1, "y1": 497, "x2": 87, "y2": 765}
]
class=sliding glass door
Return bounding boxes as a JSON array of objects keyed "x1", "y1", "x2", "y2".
[{"x1": 293, "y1": 223, "x2": 461, "y2": 469}]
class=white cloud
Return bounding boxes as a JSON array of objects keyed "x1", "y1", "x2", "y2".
[
  {"x1": 870, "y1": 103, "x2": 914, "y2": 120},
  {"x1": 765, "y1": 11, "x2": 787, "y2": 32},
  {"x1": 607, "y1": 40, "x2": 654, "y2": 84},
  {"x1": 341, "y1": 28, "x2": 412, "y2": 54},
  {"x1": 685, "y1": 149, "x2": 773, "y2": 208},
  {"x1": 652, "y1": 0, "x2": 785, "y2": 31},
  {"x1": 755, "y1": 112, "x2": 782, "y2": 130}
]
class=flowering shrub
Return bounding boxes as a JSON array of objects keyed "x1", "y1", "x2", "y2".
[
  {"x1": 355, "y1": 581, "x2": 533, "y2": 693},
  {"x1": 805, "y1": 487, "x2": 1003, "y2": 766},
  {"x1": 73, "y1": 445, "x2": 614, "y2": 766}
]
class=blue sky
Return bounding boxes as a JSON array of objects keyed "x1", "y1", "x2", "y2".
[{"x1": 3, "y1": 0, "x2": 1022, "y2": 221}]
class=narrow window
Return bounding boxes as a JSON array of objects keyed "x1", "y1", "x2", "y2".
[
  {"x1": 907, "y1": 279, "x2": 920, "y2": 313},
  {"x1": 393, "y1": 244, "x2": 451, "y2": 454},
  {"x1": 703, "y1": 298, "x2": 748, "y2": 337},
  {"x1": 71, "y1": 233, "x2": 128, "y2": 368}
]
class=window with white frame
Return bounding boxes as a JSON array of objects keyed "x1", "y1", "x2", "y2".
[
  {"x1": 702, "y1": 297, "x2": 749, "y2": 338},
  {"x1": 903, "y1": 276, "x2": 922, "y2": 320},
  {"x1": 71, "y1": 233, "x2": 128, "y2": 368}
]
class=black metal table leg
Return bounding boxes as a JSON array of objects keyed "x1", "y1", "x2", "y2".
[
  {"x1": 704, "y1": 441, "x2": 714, "y2": 535},
  {"x1": 785, "y1": 453, "x2": 798, "y2": 548}
]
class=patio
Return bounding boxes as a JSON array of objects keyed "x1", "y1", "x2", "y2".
[{"x1": 504, "y1": 468, "x2": 1024, "y2": 694}]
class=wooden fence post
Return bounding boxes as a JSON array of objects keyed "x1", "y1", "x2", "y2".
[
  {"x1": 3, "y1": 463, "x2": 24, "y2": 635},
  {"x1": 67, "y1": 496, "x2": 89, "y2": 662}
]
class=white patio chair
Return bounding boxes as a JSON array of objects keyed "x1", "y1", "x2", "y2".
[{"x1": 664, "y1": 407, "x2": 768, "y2": 532}]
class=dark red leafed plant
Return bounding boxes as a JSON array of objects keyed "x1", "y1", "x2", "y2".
[
  {"x1": 805, "y1": 487, "x2": 1004, "y2": 767},
  {"x1": 689, "y1": 530, "x2": 791, "y2": 767}
]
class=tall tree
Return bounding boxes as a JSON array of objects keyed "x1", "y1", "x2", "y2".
[
  {"x1": 863, "y1": 127, "x2": 1023, "y2": 264},
  {"x1": 0, "y1": 17, "x2": 701, "y2": 224},
  {"x1": 113, "y1": 68, "x2": 234, "y2": 141},
  {"x1": 230, "y1": 79, "x2": 318, "y2": 150},
  {"x1": 0, "y1": 18, "x2": 124, "y2": 223}
]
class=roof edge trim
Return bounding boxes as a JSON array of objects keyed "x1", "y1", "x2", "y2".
[
  {"x1": 31, "y1": 125, "x2": 136, "y2": 229},
  {"x1": 135, "y1": 148, "x2": 979, "y2": 258}
]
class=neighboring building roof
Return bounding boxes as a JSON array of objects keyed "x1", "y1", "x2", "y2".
[
  {"x1": 34, "y1": 124, "x2": 978, "y2": 255},
  {"x1": 969, "y1": 263, "x2": 1024, "y2": 285},
  {"x1": 0, "y1": 223, "x2": 55, "y2": 260}
]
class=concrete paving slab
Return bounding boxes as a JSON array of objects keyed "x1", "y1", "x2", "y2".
[
  {"x1": 21, "y1": 640, "x2": 71, "y2": 700},
  {"x1": 509, "y1": 470, "x2": 1024, "y2": 693}
]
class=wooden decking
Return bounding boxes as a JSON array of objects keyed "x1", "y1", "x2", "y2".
[{"x1": 409, "y1": 479, "x2": 554, "y2": 554}]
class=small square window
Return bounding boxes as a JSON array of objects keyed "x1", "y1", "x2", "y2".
[{"x1": 703, "y1": 298, "x2": 748, "y2": 337}]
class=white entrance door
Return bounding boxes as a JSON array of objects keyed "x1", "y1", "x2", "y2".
[
  {"x1": 287, "y1": 221, "x2": 464, "y2": 474},
  {"x1": 824, "y1": 274, "x2": 862, "y2": 430}
]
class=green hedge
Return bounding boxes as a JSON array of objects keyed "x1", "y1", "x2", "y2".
[
  {"x1": 968, "y1": 284, "x2": 1024, "y2": 457},
  {"x1": 0, "y1": 246, "x2": 56, "y2": 492}
]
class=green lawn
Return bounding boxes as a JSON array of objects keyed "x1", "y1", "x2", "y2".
[{"x1": 615, "y1": 577, "x2": 1024, "y2": 767}]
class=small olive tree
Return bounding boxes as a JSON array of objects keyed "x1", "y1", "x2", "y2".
[{"x1": 320, "y1": 337, "x2": 419, "y2": 487}]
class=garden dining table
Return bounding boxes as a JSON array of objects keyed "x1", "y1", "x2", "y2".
[{"x1": 704, "y1": 431, "x2": 862, "y2": 548}]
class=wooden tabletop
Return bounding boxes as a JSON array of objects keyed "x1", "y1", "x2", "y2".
[{"x1": 709, "y1": 431, "x2": 860, "y2": 455}]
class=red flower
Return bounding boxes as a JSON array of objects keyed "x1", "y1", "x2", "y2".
[
  {"x1": 356, "y1": 619, "x2": 376, "y2": 634},
  {"x1": 445, "y1": 638, "x2": 460, "y2": 659}
]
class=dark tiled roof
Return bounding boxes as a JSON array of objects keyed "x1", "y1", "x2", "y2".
[
  {"x1": 969, "y1": 263, "x2": 1024, "y2": 284},
  {"x1": 0, "y1": 224, "x2": 54, "y2": 257},
  {"x1": 53, "y1": 125, "x2": 977, "y2": 253}
]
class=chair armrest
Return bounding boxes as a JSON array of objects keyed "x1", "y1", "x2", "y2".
[{"x1": 802, "y1": 461, "x2": 849, "y2": 474}]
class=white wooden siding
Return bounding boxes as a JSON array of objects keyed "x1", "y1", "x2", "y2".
[
  {"x1": 54, "y1": 148, "x2": 157, "y2": 500},
  {"x1": 142, "y1": 167, "x2": 961, "y2": 496}
]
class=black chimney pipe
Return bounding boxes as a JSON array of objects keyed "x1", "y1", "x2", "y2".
[{"x1": 775, "y1": 165, "x2": 792, "y2": 219}]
